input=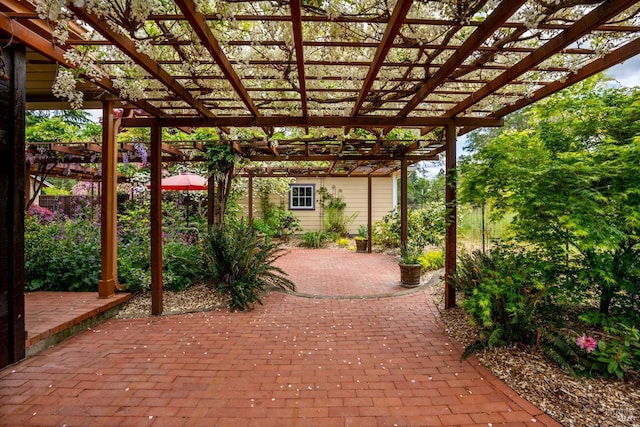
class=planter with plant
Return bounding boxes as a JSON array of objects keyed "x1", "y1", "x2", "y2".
[
  {"x1": 399, "y1": 241, "x2": 423, "y2": 287},
  {"x1": 354, "y1": 225, "x2": 368, "y2": 253}
]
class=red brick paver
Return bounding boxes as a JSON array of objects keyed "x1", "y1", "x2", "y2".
[
  {"x1": 25, "y1": 291, "x2": 131, "y2": 348},
  {"x1": 1, "y1": 249, "x2": 559, "y2": 426}
]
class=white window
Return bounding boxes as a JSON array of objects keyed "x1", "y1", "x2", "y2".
[{"x1": 289, "y1": 184, "x2": 315, "y2": 210}]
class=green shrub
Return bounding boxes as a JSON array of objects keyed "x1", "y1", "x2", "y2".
[
  {"x1": 200, "y1": 222, "x2": 295, "y2": 311},
  {"x1": 571, "y1": 323, "x2": 640, "y2": 379},
  {"x1": 373, "y1": 205, "x2": 446, "y2": 249},
  {"x1": 418, "y1": 249, "x2": 445, "y2": 271},
  {"x1": 25, "y1": 215, "x2": 101, "y2": 291},
  {"x1": 163, "y1": 241, "x2": 201, "y2": 292},
  {"x1": 300, "y1": 231, "x2": 330, "y2": 248},
  {"x1": 253, "y1": 206, "x2": 301, "y2": 241},
  {"x1": 451, "y1": 244, "x2": 553, "y2": 357}
]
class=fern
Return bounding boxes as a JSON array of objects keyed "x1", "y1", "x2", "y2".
[
  {"x1": 461, "y1": 340, "x2": 488, "y2": 361},
  {"x1": 201, "y1": 222, "x2": 295, "y2": 311}
]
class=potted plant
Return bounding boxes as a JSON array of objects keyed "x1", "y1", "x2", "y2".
[
  {"x1": 399, "y1": 240, "x2": 423, "y2": 287},
  {"x1": 354, "y1": 225, "x2": 368, "y2": 253}
]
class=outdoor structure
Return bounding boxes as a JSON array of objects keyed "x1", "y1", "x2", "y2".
[{"x1": 1, "y1": 0, "x2": 640, "y2": 368}]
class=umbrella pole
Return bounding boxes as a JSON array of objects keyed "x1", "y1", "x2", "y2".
[{"x1": 186, "y1": 192, "x2": 190, "y2": 224}]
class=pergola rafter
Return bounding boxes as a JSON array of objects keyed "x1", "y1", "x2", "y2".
[
  {"x1": 398, "y1": 0, "x2": 527, "y2": 119},
  {"x1": 173, "y1": 0, "x2": 260, "y2": 117},
  {"x1": 67, "y1": 4, "x2": 216, "y2": 118},
  {"x1": 290, "y1": 0, "x2": 308, "y2": 120}
]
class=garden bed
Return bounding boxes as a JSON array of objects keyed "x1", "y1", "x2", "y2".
[
  {"x1": 428, "y1": 282, "x2": 640, "y2": 427},
  {"x1": 116, "y1": 283, "x2": 227, "y2": 318}
]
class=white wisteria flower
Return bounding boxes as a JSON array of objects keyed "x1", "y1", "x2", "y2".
[{"x1": 52, "y1": 68, "x2": 84, "y2": 109}]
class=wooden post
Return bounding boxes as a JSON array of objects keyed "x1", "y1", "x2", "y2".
[
  {"x1": 248, "y1": 174, "x2": 253, "y2": 225},
  {"x1": 0, "y1": 44, "x2": 26, "y2": 368},
  {"x1": 367, "y1": 175, "x2": 372, "y2": 253},
  {"x1": 400, "y1": 156, "x2": 408, "y2": 249},
  {"x1": 98, "y1": 101, "x2": 118, "y2": 298},
  {"x1": 445, "y1": 124, "x2": 457, "y2": 309},
  {"x1": 150, "y1": 124, "x2": 163, "y2": 315}
]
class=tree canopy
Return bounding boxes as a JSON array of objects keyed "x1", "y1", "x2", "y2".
[{"x1": 460, "y1": 76, "x2": 640, "y2": 317}]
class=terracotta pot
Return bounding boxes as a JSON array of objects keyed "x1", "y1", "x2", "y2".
[
  {"x1": 399, "y1": 263, "x2": 422, "y2": 287},
  {"x1": 355, "y1": 238, "x2": 368, "y2": 253}
]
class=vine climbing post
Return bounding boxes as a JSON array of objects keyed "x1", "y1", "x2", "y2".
[{"x1": 206, "y1": 135, "x2": 241, "y2": 229}]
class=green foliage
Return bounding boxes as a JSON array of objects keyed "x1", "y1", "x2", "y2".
[
  {"x1": 356, "y1": 225, "x2": 367, "y2": 239},
  {"x1": 372, "y1": 211, "x2": 399, "y2": 248},
  {"x1": 574, "y1": 324, "x2": 640, "y2": 379},
  {"x1": 199, "y1": 222, "x2": 295, "y2": 311},
  {"x1": 163, "y1": 241, "x2": 202, "y2": 292},
  {"x1": 460, "y1": 77, "x2": 640, "y2": 317},
  {"x1": 319, "y1": 186, "x2": 357, "y2": 236},
  {"x1": 418, "y1": 249, "x2": 445, "y2": 271},
  {"x1": 24, "y1": 215, "x2": 100, "y2": 291},
  {"x1": 400, "y1": 242, "x2": 422, "y2": 265},
  {"x1": 253, "y1": 205, "x2": 301, "y2": 241},
  {"x1": 406, "y1": 171, "x2": 445, "y2": 208},
  {"x1": 42, "y1": 186, "x2": 71, "y2": 195},
  {"x1": 373, "y1": 204, "x2": 446, "y2": 250},
  {"x1": 452, "y1": 244, "x2": 553, "y2": 355},
  {"x1": 300, "y1": 231, "x2": 330, "y2": 248}
]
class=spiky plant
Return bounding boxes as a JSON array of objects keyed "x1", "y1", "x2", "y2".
[{"x1": 200, "y1": 222, "x2": 295, "y2": 311}]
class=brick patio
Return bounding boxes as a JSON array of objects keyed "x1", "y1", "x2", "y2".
[{"x1": 0, "y1": 248, "x2": 559, "y2": 426}]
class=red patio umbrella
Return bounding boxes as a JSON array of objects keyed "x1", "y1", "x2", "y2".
[
  {"x1": 157, "y1": 172, "x2": 207, "y2": 191},
  {"x1": 147, "y1": 172, "x2": 208, "y2": 222}
]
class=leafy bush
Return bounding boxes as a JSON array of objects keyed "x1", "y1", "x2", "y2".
[
  {"x1": 300, "y1": 231, "x2": 330, "y2": 248},
  {"x1": 418, "y1": 249, "x2": 445, "y2": 271},
  {"x1": 253, "y1": 206, "x2": 301, "y2": 241},
  {"x1": 163, "y1": 241, "x2": 201, "y2": 292},
  {"x1": 372, "y1": 211, "x2": 399, "y2": 248},
  {"x1": 199, "y1": 222, "x2": 295, "y2": 311},
  {"x1": 570, "y1": 323, "x2": 640, "y2": 379},
  {"x1": 373, "y1": 204, "x2": 446, "y2": 250},
  {"x1": 25, "y1": 215, "x2": 101, "y2": 291},
  {"x1": 451, "y1": 244, "x2": 553, "y2": 357}
]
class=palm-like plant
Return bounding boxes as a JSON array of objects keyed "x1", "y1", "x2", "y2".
[{"x1": 200, "y1": 222, "x2": 295, "y2": 311}]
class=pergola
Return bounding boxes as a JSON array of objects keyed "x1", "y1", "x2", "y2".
[{"x1": 1, "y1": 0, "x2": 640, "y2": 367}]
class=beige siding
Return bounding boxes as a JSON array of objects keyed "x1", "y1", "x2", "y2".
[{"x1": 239, "y1": 176, "x2": 396, "y2": 234}]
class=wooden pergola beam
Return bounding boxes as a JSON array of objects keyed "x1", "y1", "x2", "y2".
[
  {"x1": 0, "y1": 12, "x2": 165, "y2": 117},
  {"x1": 397, "y1": 0, "x2": 527, "y2": 118},
  {"x1": 68, "y1": 5, "x2": 216, "y2": 118},
  {"x1": 144, "y1": 13, "x2": 640, "y2": 33},
  {"x1": 247, "y1": 154, "x2": 437, "y2": 162},
  {"x1": 443, "y1": 0, "x2": 637, "y2": 120},
  {"x1": 290, "y1": 0, "x2": 308, "y2": 118},
  {"x1": 173, "y1": 0, "x2": 260, "y2": 117},
  {"x1": 459, "y1": 37, "x2": 640, "y2": 135},
  {"x1": 351, "y1": 0, "x2": 413, "y2": 117},
  {"x1": 121, "y1": 116, "x2": 503, "y2": 128}
]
